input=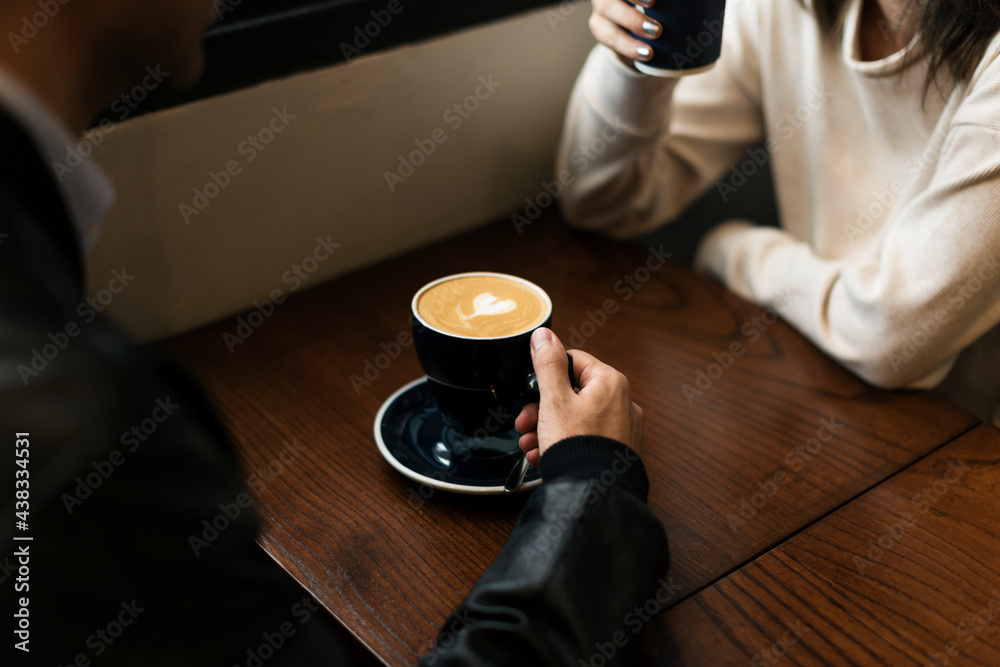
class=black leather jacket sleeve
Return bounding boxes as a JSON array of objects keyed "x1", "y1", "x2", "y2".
[{"x1": 420, "y1": 437, "x2": 670, "y2": 667}]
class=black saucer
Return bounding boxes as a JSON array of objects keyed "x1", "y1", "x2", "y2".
[{"x1": 374, "y1": 377, "x2": 542, "y2": 495}]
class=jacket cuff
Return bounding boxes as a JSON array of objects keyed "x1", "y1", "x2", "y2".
[{"x1": 539, "y1": 436, "x2": 650, "y2": 503}]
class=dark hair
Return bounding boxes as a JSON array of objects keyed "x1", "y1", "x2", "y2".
[{"x1": 808, "y1": 0, "x2": 1000, "y2": 95}]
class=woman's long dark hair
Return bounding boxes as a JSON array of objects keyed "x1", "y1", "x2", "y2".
[{"x1": 809, "y1": 0, "x2": 1000, "y2": 94}]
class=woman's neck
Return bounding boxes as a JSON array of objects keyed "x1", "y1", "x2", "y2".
[{"x1": 858, "y1": 0, "x2": 916, "y2": 61}]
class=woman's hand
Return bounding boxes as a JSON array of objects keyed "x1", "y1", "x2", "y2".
[{"x1": 589, "y1": 0, "x2": 662, "y2": 63}]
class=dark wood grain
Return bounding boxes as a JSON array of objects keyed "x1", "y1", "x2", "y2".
[
  {"x1": 656, "y1": 424, "x2": 1000, "y2": 666},
  {"x1": 169, "y1": 211, "x2": 980, "y2": 665}
]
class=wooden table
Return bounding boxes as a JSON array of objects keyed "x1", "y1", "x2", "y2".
[
  {"x1": 659, "y1": 423, "x2": 1000, "y2": 666},
  {"x1": 171, "y1": 211, "x2": 988, "y2": 665}
]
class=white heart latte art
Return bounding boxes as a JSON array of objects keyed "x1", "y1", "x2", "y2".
[{"x1": 457, "y1": 292, "x2": 517, "y2": 322}]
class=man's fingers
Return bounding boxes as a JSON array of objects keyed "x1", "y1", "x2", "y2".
[
  {"x1": 562, "y1": 348, "x2": 612, "y2": 390},
  {"x1": 530, "y1": 328, "x2": 575, "y2": 401},
  {"x1": 526, "y1": 448, "x2": 542, "y2": 468},
  {"x1": 519, "y1": 432, "x2": 539, "y2": 454},
  {"x1": 515, "y1": 403, "x2": 539, "y2": 435},
  {"x1": 631, "y1": 402, "x2": 644, "y2": 455}
]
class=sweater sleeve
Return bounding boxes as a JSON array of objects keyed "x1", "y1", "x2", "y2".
[
  {"x1": 694, "y1": 116, "x2": 1000, "y2": 389},
  {"x1": 556, "y1": 2, "x2": 765, "y2": 238}
]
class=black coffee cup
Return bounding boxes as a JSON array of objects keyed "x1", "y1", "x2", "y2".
[
  {"x1": 631, "y1": 0, "x2": 727, "y2": 77},
  {"x1": 411, "y1": 273, "x2": 552, "y2": 441}
]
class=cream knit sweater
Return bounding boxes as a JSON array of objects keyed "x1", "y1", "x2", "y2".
[{"x1": 558, "y1": 0, "x2": 1000, "y2": 425}]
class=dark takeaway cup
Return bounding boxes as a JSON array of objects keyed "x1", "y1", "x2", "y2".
[
  {"x1": 631, "y1": 0, "x2": 727, "y2": 77},
  {"x1": 411, "y1": 273, "x2": 552, "y2": 443}
]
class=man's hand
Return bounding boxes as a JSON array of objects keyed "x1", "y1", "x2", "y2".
[{"x1": 515, "y1": 328, "x2": 643, "y2": 467}]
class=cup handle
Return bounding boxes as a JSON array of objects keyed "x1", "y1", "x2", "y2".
[{"x1": 520, "y1": 353, "x2": 575, "y2": 404}]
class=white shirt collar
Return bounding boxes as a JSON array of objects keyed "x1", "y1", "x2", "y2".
[{"x1": 0, "y1": 65, "x2": 115, "y2": 254}]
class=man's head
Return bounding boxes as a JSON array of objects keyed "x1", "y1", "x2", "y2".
[
  {"x1": 0, "y1": 0, "x2": 218, "y2": 132},
  {"x1": 85, "y1": 0, "x2": 221, "y2": 90}
]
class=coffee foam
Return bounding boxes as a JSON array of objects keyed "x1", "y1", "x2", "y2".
[{"x1": 417, "y1": 275, "x2": 548, "y2": 338}]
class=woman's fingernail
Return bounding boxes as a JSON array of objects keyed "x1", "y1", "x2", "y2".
[
  {"x1": 635, "y1": 0, "x2": 653, "y2": 7},
  {"x1": 636, "y1": 45, "x2": 652, "y2": 60},
  {"x1": 641, "y1": 20, "x2": 660, "y2": 37},
  {"x1": 531, "y1": 328, "x2": 553, "y2": 352}
]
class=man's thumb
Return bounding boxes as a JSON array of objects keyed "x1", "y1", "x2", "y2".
[{"x1": 530, "y1": 328, "x2": 572, "y2": 399}]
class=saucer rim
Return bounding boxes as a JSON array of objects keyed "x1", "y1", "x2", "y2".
[{"x1": 373, "y1": 376, "x2": 542, "y2": 495}]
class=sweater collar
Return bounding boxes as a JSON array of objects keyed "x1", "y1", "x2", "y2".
[{"x1": 841, "y1": 0, "x2": 921, "y2": 77}]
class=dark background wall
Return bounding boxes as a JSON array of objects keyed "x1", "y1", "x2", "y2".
[{"x1": 136, "y1": 0, "x2": 557, "y2": 113}]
